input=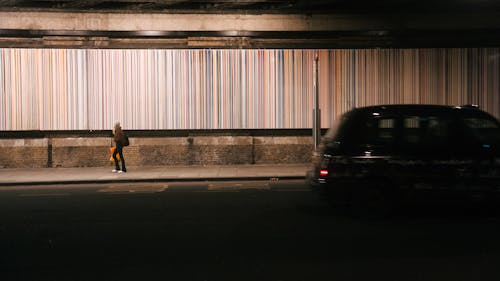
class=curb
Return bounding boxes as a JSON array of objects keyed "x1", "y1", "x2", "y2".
[{"x1": 0, "y1": 175, "x2": 307, "y2": 187}]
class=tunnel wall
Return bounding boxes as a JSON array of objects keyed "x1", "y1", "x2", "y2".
[
  {"x1": 1, "y1": 48, "x2": 500, "y2": 168},
  {"x1": 1, "y1": 48, "x2": 500, "y2": 131}
]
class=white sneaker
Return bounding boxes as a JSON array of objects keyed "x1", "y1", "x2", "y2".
[
  {"x1": 112, "y1": 169, "x2": 118, "y2": 173},
  {"x1": 118, "y1": 170, "x2": 123, "y2": 174}
]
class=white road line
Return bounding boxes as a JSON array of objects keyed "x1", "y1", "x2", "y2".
[
  {"x1": 207, "y1": 183, "x2": 270, "y2": 191},
  {"x1": 19, "y1": 193, "x2": 70, "y2": 197},
  {"x1": 98, "y1": 184, "x2": 168, "y2": 193}
]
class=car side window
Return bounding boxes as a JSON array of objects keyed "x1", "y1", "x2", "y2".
[{"x1": 402, "y1": 115, "x2": 449, "y2": 148}]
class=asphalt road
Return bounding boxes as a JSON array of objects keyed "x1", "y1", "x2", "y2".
[{"x1": 1, "y1": 180, "x2": 500, "y2": 281}]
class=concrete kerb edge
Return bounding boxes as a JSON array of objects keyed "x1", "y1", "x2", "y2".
[{"x1": 0, "y1": 175, "x2": 307, "y2": 187}]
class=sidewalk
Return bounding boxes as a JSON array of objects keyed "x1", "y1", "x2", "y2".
[{"x1": 0, "y1": 164, "x2": 309, "y2": 186}]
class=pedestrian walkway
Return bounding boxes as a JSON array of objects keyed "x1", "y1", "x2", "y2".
[{"x1": 0, "y1": 164, "x2": 309, "y2": 186}]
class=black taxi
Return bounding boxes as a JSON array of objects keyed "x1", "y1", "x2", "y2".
[{"x1": 310, "y1": 104, "x2": 500, "y2": 212}]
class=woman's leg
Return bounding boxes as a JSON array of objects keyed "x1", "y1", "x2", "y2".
[
  {"x1": 113, "y1": 148, "x2": 121, "y2": 171},
  {"x1": 118, "y1": 148, "x2": 126, "y2": 172}
]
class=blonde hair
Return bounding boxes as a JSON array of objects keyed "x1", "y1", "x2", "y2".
[{"x1": 114, "y1": 122, "x2": 122, "y2": 134}]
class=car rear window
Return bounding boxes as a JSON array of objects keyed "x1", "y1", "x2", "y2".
[
  {"x1": 360, "y1": 114, "x2": 396, "y2": 145},
  {"x1": 326, "y1": 111, "x2": 397, "y2": 148}
]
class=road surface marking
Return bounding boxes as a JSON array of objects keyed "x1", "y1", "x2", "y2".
[
  {"x1": 207, "y1": 182, "x2": 270, "y2": 191},
  {"x1": 98, "y1": 184, "x2": 168, "y2": 193},
  {"x1": 19, "y1": 193, "x2": 70, "y2": 197}
]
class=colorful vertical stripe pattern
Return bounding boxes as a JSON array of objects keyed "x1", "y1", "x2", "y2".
[{"x1": 1, "y1": 48, "x2": 499, "y2": 130}]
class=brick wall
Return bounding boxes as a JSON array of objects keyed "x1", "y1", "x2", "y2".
[
  {"x1": 132, "y1": 138, "x2": 190, "y2": 166},
  {"x1": 0, "y1": 139, "x2": 48, "y2": 168},
  {"x1": 0, "y1": 135, "x2": 313, "y2": 168},
  {"x1": 254, "y1": 136, "x2": 312, "y2": 164},
  {"x1": 51, "y1": 138, "x2": 110, "y2": 167}
]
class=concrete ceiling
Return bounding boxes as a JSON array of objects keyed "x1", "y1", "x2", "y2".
[
  {"x1": 0, "y1": 0, "x2": 499, "y2": 14},
  {"x1": 1, "y1": 0, "x2": 500, "y2": 48},
  {"x1": 0, "y1": 0, "x2": 500, "y2": 14}
]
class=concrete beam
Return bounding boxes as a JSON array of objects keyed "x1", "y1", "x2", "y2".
[
  {"x1": 1, "y1": 11, "x2": 500, "y2": 48},
  {"x1": 0, "y1": 12, "x2": 346, "y2": 31},
  {"x1": 1, "y1": 11, "x2": 500, "y2": 32}
]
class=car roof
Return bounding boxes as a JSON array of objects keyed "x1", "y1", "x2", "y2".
[{"x1": 349, "y1": 104, "x2": 486, "y2": 116}]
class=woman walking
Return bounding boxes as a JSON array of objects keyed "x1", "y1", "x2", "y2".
[{"x1": 112, "y1": 122, "x2": 127, "y2": 173}]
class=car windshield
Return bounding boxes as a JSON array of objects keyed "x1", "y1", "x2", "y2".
[{"x1": 462, "y1": 116, "x2": 500, "y2": 143}]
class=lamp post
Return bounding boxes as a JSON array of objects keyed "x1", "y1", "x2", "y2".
[{"x1": 313, "y1": 53, "x2": 321, "y2": 152}]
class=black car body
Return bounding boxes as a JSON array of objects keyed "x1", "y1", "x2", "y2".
[{"x1": 310, "y1": 104, "x2": 500, "y2": 209}]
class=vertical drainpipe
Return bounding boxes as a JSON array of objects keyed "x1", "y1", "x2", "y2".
[
  {"x1": 187, "y1": 136, "x2": 194, "y2": 166},
  {"x1": 313, "y1": 53, "x2": 321, "y2": 152},
  {"x1": 47, "y1": 137, "x2": 53, "y2": 168}
]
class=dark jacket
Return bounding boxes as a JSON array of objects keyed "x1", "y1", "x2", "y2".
[{"x1": 114, "y1": 129, "x2": 125, "y2": 147}]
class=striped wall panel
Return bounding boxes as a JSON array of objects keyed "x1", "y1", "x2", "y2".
[{"x1": 1, "y1": 48, "x2": 499, "y2": 130}]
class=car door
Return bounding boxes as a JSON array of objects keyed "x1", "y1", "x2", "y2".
[
  {"x1": 454, "y1": 110, "x2": 500, "y2": 191},
  {"x1": 396, "y1": 110, "x2": 457, "y2": 199}
]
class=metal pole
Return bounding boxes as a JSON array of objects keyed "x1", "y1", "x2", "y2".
[{"x1": 313, "y1": 53, "x2": 321, "y2": 152}]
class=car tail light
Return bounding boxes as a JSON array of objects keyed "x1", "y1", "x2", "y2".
[
  {"x1": 319, "y1": 154, "x2": 331, "y2": 178},
  {"x1": 319, "y1": 169, "x2": 329, "y2": 177}
]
